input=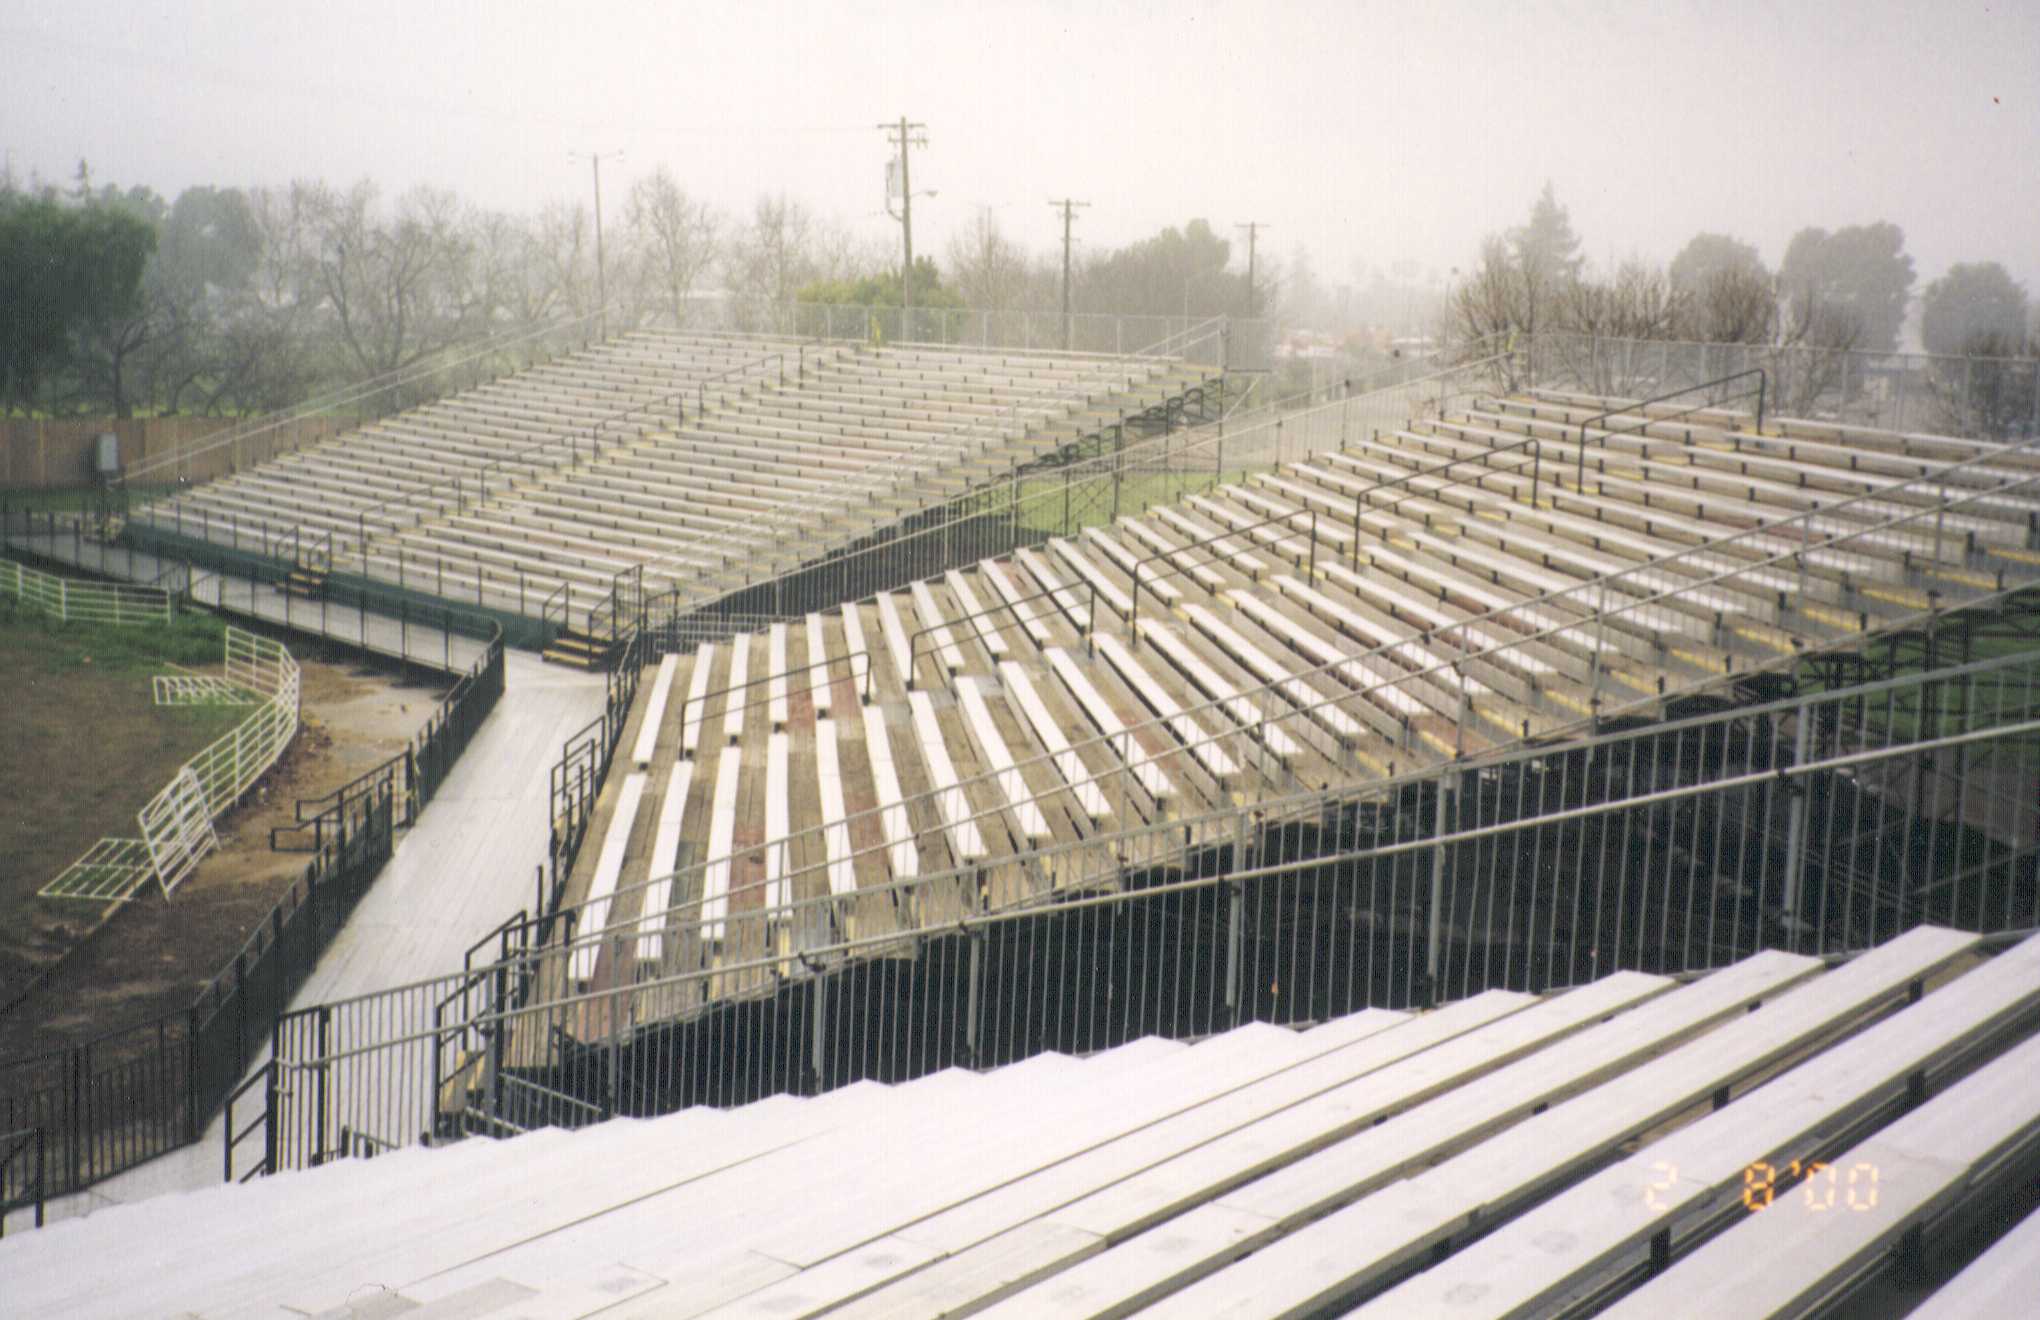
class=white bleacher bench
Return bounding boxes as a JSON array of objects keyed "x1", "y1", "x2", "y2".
[
  {"x1": 724, "y1": 634, "x2": 750, "y2": 746},
  {"x1": 876, "y1": 591, "x2": 916, "y2": 688},
  {"x1": 680, "y1": 643, "x2": 716, "y2": 760},
  {"x1": 860, "y1": 705, "x2": 920, "y2": 880},
  {"x1": 814, "y1": 719, "x2": 856, "y2": 897},
  {"x1": 1094, "y1": 633, "x2": 1240, "y2": 783},
  {"x1": 1016, "y1": 547, "x2": 1092, "y2": 633},
  {"x1": 981, "y1": 559, "x2": 1054, "y2": 647},
  {"x1": 767, "y1": 623, "x2": 789, "y2": 730},
  {"x1": 701, "y1": 745, "x2": 742, "y2": 943},
  {"x1": 906, "y1": 691, "x2": 988, "y2": 862},
  {"x1": 569, "y1": 771, "x2": 648, "y2": 988},
  {"x1": 839, "y1": 602, "x2": 871, "y2": 703},
  {"x1": 956, "y1": 677, "x2": 1052, "y2": 841},
  {"x1": 631, "y1": 654, "x2": 680, "y2": 769},
  {"x1": 910, "y1": 579, "x2": 966, "y2": 676},
  {"x1": 944, "y1": 568, "x2": 1008, "y2": 659},
  {"x1": 1148, "y1": 926, "x2": 1977, "y2": 1318},
  {"x1": 1137, "y1": 620, "x2": 1305, "y2": 762},
  {"x1": 1371, "y1": 929, "x2": 2040, "y2": 1318},
  {"x1": 1087, "y1": 525, "x2": 1182, "y2": 605},
  {"x1": 1154, "y1": 505, "x2": 1269, "y2": 578},
  {"x1": 764, "y1": 732, "x2": 791, "y2": 910},
  {"x1": 805, "y1": 613, "x2": 833, "y2": 716},
  {"x1": 1044, "y1": 648, "x2": 1174, "y2": 804},
  {"x1": 1183, "y1": 601, "x2": 1369, "y2": 740},
  {"x1": 1050, "y1": 537, "x2": 1134, "y2": 619},
  {"x1": 999, "y1": 661, "x2": 1114, "y2": 823},
  {"x1": 1258, "y1": 578, "x2": 1483, "y2": 699},
  {"x1": 635, "y1": 760, "x2": 694, "y2": 966},
  {"x1": 1600, "y1": 1025, "x2": 2040, "y2": 1319},
  {"x1": 1117, "y1": 516, "x2": 1226, "y2": 592}
]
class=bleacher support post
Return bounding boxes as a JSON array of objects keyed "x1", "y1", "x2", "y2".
[{"x1": 1427, "y1": 780, "x2": 1449, "y2": 1007}]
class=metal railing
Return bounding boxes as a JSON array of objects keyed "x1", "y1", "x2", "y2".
[
  {"x1": 121, "y1": 304, "x2": 619, "y2": 486},
  {"x1": 1571, "y1": 368, "x2": 1766, "y2": 490},
  {"x1": 1528, "y1": 330, "x2": 2040, "y2": 443},
  {"x1": 0, "y1": 554, "x2": 174, "y2": 626},
  {"x1": 0, "y1": 1126, "x2": 46, "y2": 1235},
  {"x1": 517, "y1": 400, "x2": 2040, "y2": 967},
  {"x1": 250, "y1": 645, "x2": 2040, "y2": 1162},
  {"x1": 586, "y1": 318, "x2": 1233, "y2": 632}
]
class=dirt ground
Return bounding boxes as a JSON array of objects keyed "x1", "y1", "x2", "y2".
[{"x1": 0, "y1": 623, "x2": 447, "y2": 1061}]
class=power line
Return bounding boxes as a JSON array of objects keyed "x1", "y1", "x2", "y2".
[
  {"x1": 1049, "y1": 198, "x2": 1090, "y2": 350},
  {"x1": 878, "y1": 117, "x2": 929, "y2": 317}
]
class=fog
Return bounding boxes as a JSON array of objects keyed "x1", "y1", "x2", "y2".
[{"x1": 4, "y1": 0, "x2": 2036, "y2": 298}]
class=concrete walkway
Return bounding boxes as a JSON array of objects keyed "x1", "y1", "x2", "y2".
[{"x1": 5, "y1": 617, "x2": 606, "y2": 1229}]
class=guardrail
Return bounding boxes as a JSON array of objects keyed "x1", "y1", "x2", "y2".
[
  {"x1": 0, "y1": 554, "x2": 173, "y2": 626},
  {"x1": 517, "y1": 383, "x2": 2040, "y2": 965},
  {"x1": 253, "y1": 645, "x2": 2040, "y2": 1159}
]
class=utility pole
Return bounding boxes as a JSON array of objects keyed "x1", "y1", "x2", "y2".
[
  {"x1": 1048, "y1": 198, "x2": 1090, "y2": 350},
  {"x1": 879, "y1": 117, "x2": 929, "y2": 324},
  {"x1": 1235, "y1": 221, "x2": 1268, "y2": 318},
  {"x1": 571, "y1": 149, "x2": 624, "y2": 339}
]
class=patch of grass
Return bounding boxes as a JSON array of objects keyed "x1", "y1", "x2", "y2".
[
  {"x1": 2, "y1": 605, "x2": 228, "y2": 676},
  {"x1": 0, "y1": 611, "x2": 250, "y2": 992}
]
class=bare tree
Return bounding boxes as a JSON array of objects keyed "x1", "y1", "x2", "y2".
[
  {"x1": 309, "y1": 181, "x2": 483, "y2": 380},
  {"x1": 945, "y1": 208, "x2": 1031, "y2": 311},
  {"x1": 625, "y1": 168, "x2": 720, "y2": 327}
]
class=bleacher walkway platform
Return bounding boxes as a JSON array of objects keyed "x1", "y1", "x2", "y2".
[{"x1": 5, "y1": 924, "x2": 2037, "y2": 1317}]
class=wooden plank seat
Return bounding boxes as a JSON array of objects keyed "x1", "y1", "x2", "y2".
[
  {"x1": 699, "y1": 744, "x2": 743, "y2": 943},
  {"x1": 943, "y1": 567, "x2": 1010, "y2": 661},
  {"x1": 1179, "y1": 600, "x2": 1376, "y2": 744},
  {"x1": 1500, "y1": 393, "x2": 2040, "y2": 507},
  {"x1": 813, "y1": 719, "x2": 856, "y2": 897},
  {"x1": 1094, "y1": 633, "x2": 1240, "y2": 784},
  {"x1": 567, "y1": 770, "x2": 647, "y2": 988},
  {"x1": 766, "y1": 623, "x2": 789, "y2": 730},
  {"x1": 1115, "y1": 516, "x2": 1235, "y2": 594},
  {"x1": 906, "y1": 690, "x2": 987, "y2": 862},
  {"x1": 909, "y1": 580, "x2": 967, "y2": 678},
  {"x1": 980, "y1": 558, "x2": 1061, "y2": 650},
  {"x1": 1015, "y1": 547, "x2": 1096, "y2": 636},
  {"x1": 859, "y1": 703, "x2": 920, "y2": 881},
  {"x1": 955, "y1": 677, "x2": 1053, "y2": 843},
  {"x1": 1455, "y1": 412, "x2": 2015, "y2": 552},
  {"x1": 1151, "y1": 505, "x2": 1273, "y2": 579},
  {"x1": 631, "y1": 654, "x2": 680, "y2": 769},
  {"x1": 1395, "y1": 424, "x2": 1901, "y2": 583},
  {"x1": 1084, "y1": 526, "x2": 1185, "y2": 606},
  {"x1": 681, "y1": 643, "x2": 717, "y2": 759},
  {"x1": 634, "y1": 759, "x2": 696, "y2": 966},
  {"x1": 997, "y1": 660, "x2": 1114, "y2": 823},
  {"x1": 1043, "y1": 647, "x2": 1175, "y2": 804}
]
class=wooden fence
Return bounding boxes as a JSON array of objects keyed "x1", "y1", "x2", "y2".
[{"x1": 0, "y1": 416, "x2": 348, "y2": 490}]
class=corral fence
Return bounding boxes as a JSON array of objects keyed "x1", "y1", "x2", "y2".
[
  {"x1": 1529, "y1": 331, "x2": 2040, "y2": 443},
  {"x1": 247, "y1": 646, "x2": 2040, "y2": 1166},
  {"x1": 0, "y1": 554, "x2": 173, "y2": 626},
  {"x1": 0, "y1": 601, "x2": 506, "y2": 1228}
]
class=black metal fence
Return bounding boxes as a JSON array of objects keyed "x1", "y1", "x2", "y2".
[{"x1": 0, "y1": 593, "x2": 505, "y2": 1226}]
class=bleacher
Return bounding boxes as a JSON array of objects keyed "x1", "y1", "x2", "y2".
[
  {"x1": 131, "y1": 329, "x2": 1217, "y2": 637},
  {"x1": 8, "y1": 925, "x2": 2036, "y2": 1317},
  {"x1": 544, "y1": 388, "x2": 2040, "y2": 992}
]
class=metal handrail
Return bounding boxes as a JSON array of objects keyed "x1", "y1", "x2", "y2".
[
  {"x1": 600, "y1": 317, "x2": 1231, "y2": 616},
  {"x1": 523, "y1": 424, "x2": 2040, "y2": 948},
  {"x1": 675, "y1": 648, "x2": 876, "y2": 738},
  {"x1": 1572, "y1": 369, "x2": 1766, "y2": 490},
  {"x1": 0, "y1": 1126, "x2": 46, "y2": 1235},
  {"x1": 222, "y1": 1060, "x2": 278, "y2": 1184},
  {"x1": 265, "y1": 649, "x2": 2040, "y2": 1051},
  {"x1": 124, "y1": 304, "x2": 617, "y2": 485},
  {"x1": 905, "y1": 577, "x2": 1099, "y2": 682},
  {"x1": 1126, "y1": 433, "x2": 1543, "y2": 632}
]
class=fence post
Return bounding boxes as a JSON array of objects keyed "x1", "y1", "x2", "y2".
[
  {"x1": 66, "y1": 1046, "x2": 83, "y2": 1194},
  {"x1": 1426, "y1": 778, "x2": 1449, "y2": 1007}
]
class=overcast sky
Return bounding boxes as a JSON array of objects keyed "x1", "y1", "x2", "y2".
[{"x1": 4, "y1": 0, "x2": 2035, "y2": 297}]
